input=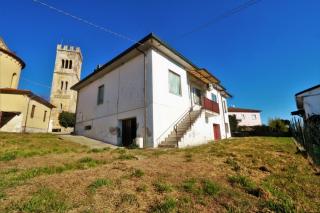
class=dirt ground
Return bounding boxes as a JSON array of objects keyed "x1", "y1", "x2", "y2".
[{"x1": 0, "y1": 133, "x2": 319, "y2": 212}]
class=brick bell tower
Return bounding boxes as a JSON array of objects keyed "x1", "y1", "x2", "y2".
[{"x1": 49, "y1": 44, "x2": 82, "y2": 132}]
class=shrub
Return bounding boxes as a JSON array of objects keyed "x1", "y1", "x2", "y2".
[
  {"x1": 0, "y1": 151, "x2": 17, "y2": 161},
  {"x1": 58, "y1": 111, "x2": 75, "y2": 128}
]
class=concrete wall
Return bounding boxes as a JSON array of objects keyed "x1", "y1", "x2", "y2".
[
  {"x1": 0, "y1": 51, "x2": 22, "y2": 89},
  {"x1": 75, "y1": 53, "x2": 149, "y2": 145},
  {"x1": 151, "y1": 49, "x2": 192, "y2": 147},
  {"x1": 0, "y1": 93, "x2": 52, "y2": 132},
  {"x1": 229, "y1": 111, "x2": 262, "y2": 126}
]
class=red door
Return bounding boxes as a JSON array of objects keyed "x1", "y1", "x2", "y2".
[{"x1": 213, "y1": 124, "x2": 221, "y2": 140}]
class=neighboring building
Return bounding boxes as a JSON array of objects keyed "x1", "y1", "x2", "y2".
[
  {"x1": 228, "y1": 107, "x2": 262, "y2": 126},
  {"x1": 49, "y1": 45, "x2": 82, "y2": 132},
  {"x1": 291, "y1": 84, "x2": 320, "y2": 119},
  {"x1": 0, "y1": 89, "x2": 54, "y2": 132},
  {"x1": 71, "y1": 33, "x2": 232, "y2": 148},
  {"x1": 0, "y1": 38, "x2": 55, "y2": 132}
]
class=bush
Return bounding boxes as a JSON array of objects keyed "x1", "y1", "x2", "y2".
[{"x1": 58, "y1": 111, "x2": 75, "y2": 128}]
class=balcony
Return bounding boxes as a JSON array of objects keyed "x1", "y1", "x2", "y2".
[{"x1": 203, "y1": 97, "x2": 220, "y2": 114}]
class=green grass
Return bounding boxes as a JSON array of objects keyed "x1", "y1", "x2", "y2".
[
  {"x1": 153, "y1": 181, "x2": 173, "y2": 193},
  {"x1": 150, "y1": 197, "x2": 177, "y2": 213},
  {"x1": 201, "y1": 179, "x2": 220, "y2": 196},
  {"x1": 88, "y1": 178, "x2": 112, "y2": 193},
  {"x1": 131, "y1": 169, "x2": 144, "y2": 178},
  {"x1": 13, "y1": 187, "x2": 69, "y2": 213}
]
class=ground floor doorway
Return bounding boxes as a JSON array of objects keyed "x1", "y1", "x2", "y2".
[
  {"x1": 121, "y1": 117, "x2": 137, "y2": 146},
  {"x1": 213, "y1": 124, "x2": 221, "y2": 140}
]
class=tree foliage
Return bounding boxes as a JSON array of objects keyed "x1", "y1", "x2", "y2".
[
  {"x1": 268, "y1": 118, "x2": 289, "y2": 132},
  {"x1": 229, "y1": 115, "x2": 240, "y2": 132},
  {"x1": 58, "y1": 111, "x2": 75, "y2": 128}
]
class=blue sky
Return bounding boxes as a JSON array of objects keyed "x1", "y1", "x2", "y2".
[{"x1": 1, "y1": 0, "x2": 320, "y2": 124}]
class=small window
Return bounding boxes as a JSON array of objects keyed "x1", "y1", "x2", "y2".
[
  {"x1": 225, "y1": 123, "x2": 229, "y2": 133},
  {"x1": 69, "y1": 60, "x2": 72, "y2": 69},
  {"x1": 252, "y1": 114, "x2": 257, "y2": 120},
  {"x1": 241, "y1": 114, "x2": 245, "y2": 119},
  {"x1": 211, "y1": 93, "x2": 217, "y2": 103},
  {"x1": 222, "y1": 100, "x2": 227, "y2": 113},
  {"x1": 30, "y1": 105, "x2": 36, "y2": 118},
  {"x1": 43, "y1": 110, "x2": 47, "y2": 122},
  {"x1": 61, "y1": 59, "x2": 65, "y2": 68},
  {"x1": 60, "y1": 103, "x2": 63, "y2": 110},
  {"x1": 65, "y1": 60, "x2": 69, "y2": 69},
  {"x1": 65, "y1": 81, "x2": 68, "y2": 90},
  {"x1": 85, "y1": 125, "x2": 92, "y2": 130},
  {"x1": 97, "y1": 85, "x2": 104, "y2": 105},
  {"x1": 61, "y1": 81, "x2": 64, "y2": 90},
  {"x1": 168, "y1": 70, "x2": 181, "y2": 96},
  {"x1": 205, "y1": 116, "x2": 209, "y2": 123}
]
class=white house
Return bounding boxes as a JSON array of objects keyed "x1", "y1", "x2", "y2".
[
  {"x1": 291, "y1": 84, "x2": 320, "y2": 119},
  {"x1": 228, "y1": 107, "x2": 262, "y2": 126},
  {"x1": 71, "y1": 33, "x2": 232, "y2": 148}
]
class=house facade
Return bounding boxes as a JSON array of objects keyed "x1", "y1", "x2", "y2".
[
  {"x1": 228, "y1": 107, "x2": 262, "y2": 126},
  {"x1": 0, "y1": 37, "x2": 55, "y2": 132},
  {"x1": 71, "y1": 34, "x2": 231, "y2": 148},
  {"x1": 291, "y1": 84, "x2": 320, "y2": 119}
]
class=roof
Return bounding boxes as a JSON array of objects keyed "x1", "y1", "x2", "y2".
[
  {"x1": 0, "y1": 47, "x2": 26, "y2": 69},
  {"x1": 0, "y1": 88, "x2": 55, "y2": 108},
  {"x1": 71, "y1": 33, "x2": 232, "y2": 98},
  {"x1": 228, "y1": 107, "x2": 261, "y2": 113},
  {"x1": 295, "y1": 84, "x2": 320, "y2": 96}
]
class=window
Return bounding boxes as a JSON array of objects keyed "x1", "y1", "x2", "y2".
[
  {"x1": 252, "y1": 114, "x2": 257, "y2": 120},
  {"x1": 65, "y1": 81, "x2": 68, "y2": 90},
  {"x1": 30, "y1": 105, "x2": 36, "y2": 118},
  {"x1": 11, "y1": 73, "x2": 17, "y2": 88},
  {"x1": 168, "y1": 70, "x2": 181, "y2": 96},
  {"x1": 97, "y1": 85, "x2": 104, "y2": 105},
  {"x1": 85, "y1": 125, "x2": 92, "y2": 130},
  {"x1": 241, "y1": 114, "x2": 245, "y2": 119},
  {"x1": 65, "y1": 60, "x2": 69, "y2": 69},
  {"x1": 69, "y1": 60, "x2": 72, "y2": 69},
  {"x1": 211, "y1": 93, "x2": 217, "y2": 103},
  {"x1": 62, "y1": 59, "x2": 65, "y2": 68},
  {"x1": 61, "y1": 81, "x2": 64, "y2": 90},
  {"x1": 192, "y1": 87, "x2": 201, "y2": 105},
  {"x1": 225, "y1": 123, "x2": 229, "y2": 133},
  {"x1": 222, "y1": 101, "x2": 227, "y2": 113},
  {"x1": 205, "y1": 116, "x2": 209, "y2": 123},
  {"x1": 60, "y1": 103, "x2": 63, "y2": 110},
  {"x1": 43, "y1": 110, "x2": 47, "y2": 122}
]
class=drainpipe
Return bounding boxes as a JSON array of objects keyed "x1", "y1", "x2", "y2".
[
  {"x1": 220, "y1": 93, "x2": 227, "y2": 138},
  {"x1": 136, "y1": 47, "x2": 147, "y2": 148},
  {"x1": 47, "y1": 107, "x2": 52, "y2": 133},
  {"x1": 23, "y1": 95, "x2": 32, "y2": 133}
]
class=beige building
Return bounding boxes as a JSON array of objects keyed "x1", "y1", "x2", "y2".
[
  {"x1": 0, "y1": 37, "x2": 55, "y2": 132},
  {"x1": 49, "y1": 45, "x2": 82, "y2": 132}
]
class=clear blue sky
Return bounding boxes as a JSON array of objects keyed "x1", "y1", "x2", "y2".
[{"x1": 1, "y1": 0, "x2": 320, "y2": 124}]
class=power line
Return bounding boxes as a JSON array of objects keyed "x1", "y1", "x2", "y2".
[
  {"x1": 32, "y1": 0, "x2": 142, "y2": 45},
  {"x1": 174, "y1": 0, "x2": 262, "y2": 40},
  {"x1": 20, "y1": 77, "x2": 51, "y2": 89}
]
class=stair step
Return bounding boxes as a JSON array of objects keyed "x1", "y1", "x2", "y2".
[{"x1": 159, "y1": 144, "x2": 177, "y2": 148}]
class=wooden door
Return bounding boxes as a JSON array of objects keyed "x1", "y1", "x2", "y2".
[
  {"x1": 122, "y1": 118, "x2": 137, "y2": 146},
  {"x1": 213, "y1": 124, "x2": 221, "y2": 140}
]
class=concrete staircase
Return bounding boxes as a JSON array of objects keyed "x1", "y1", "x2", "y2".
[{"x1": 158, "y1": 109, "x2": 202, "y2": 148}]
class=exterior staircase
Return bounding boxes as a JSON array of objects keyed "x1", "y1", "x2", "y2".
[{"x1": 158, "y1": 109, "x2": 202, "y2": 148}]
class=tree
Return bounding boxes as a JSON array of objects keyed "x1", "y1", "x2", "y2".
[
  {"x1": 268, "y1": 118, "x2": 289, "y2": 132},
  {"x1": 58, "y1": 111, "x2": 75, "y2": 128},
  {"x1": 229, "y1": 115, "x2": 240, "y2": 132}
]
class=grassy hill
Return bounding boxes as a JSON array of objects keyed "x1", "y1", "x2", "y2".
[{"x1": 0, "y1": 133, "x2": 319, "y2": 212}]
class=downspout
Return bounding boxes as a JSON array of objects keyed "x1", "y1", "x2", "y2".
[
  {"x1": 74, "y1": 90, "x2": 80, "y2": 134},
  {"x1": 136, "y1": 47, "x2": 147, "y2": 148},
  {"x1": 220, "y1": 93, "x2": 227, "y2": 138},
  {"x1": 23, "y1": 95, "x2": 32, "y2": 133},
  {"x1": 47, "y1": 108, "x2": 52, "y2": 133}
]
